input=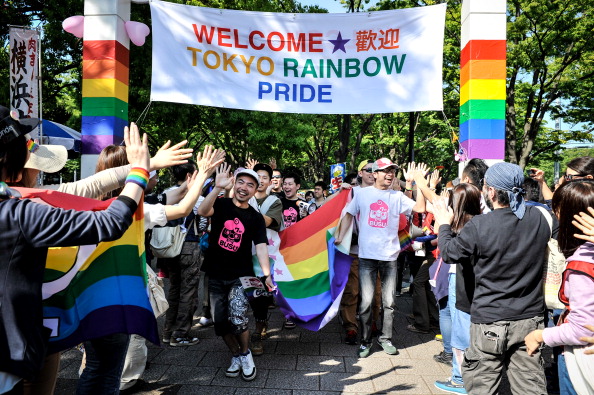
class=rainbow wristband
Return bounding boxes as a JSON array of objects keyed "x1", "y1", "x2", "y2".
[{"x1": 125, "y1": 167, "x2": 150, "y2": 190}]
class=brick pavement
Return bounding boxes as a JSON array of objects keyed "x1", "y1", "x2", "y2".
[{"x1": 55, "y1": 294, "x2": 549, "y2": 394}]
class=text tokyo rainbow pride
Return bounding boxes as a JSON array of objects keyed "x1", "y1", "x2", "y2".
[{"x1": 186, "y1": 24, "x2": 407, "y2": 104}]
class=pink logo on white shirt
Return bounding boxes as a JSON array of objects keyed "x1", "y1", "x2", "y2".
[
  {"x1": 283, "y1": 207, "x2": 298, "y2": 228},
  {"x1": 368, "y1": 200, "x2": 389, "y2": 228},
  {"x1": 218, "y1": 218, "x2": 245, "y2": 252}
]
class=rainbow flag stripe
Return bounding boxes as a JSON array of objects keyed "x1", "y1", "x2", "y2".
[
  {"x1": 459, "y1": 1, "x2": 506, "y2": 160},
  {"x1": 273, "y1": 191, "x2": 353, "y2": 331},
  {"x1": 16, "y1": 188, "x2": 158, "y2": 353}
]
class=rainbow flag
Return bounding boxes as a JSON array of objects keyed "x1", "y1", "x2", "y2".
[
  {"x1": 16, "y1": 188, "x2": 159, "y2": 353},
  {"x1": 273, "y1": 190, "x2": 353, "y2": 331}
]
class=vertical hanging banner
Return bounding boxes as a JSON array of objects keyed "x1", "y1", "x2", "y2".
[
  {"x1": 150, "y1": 1, "x2": 446, "y2": 114},
  {"x1": 330, "y1": 163, "x2": 346, "y2": 194},
  {"x1": 9, "y1": 27, "x2": 39, "y2": 119}
]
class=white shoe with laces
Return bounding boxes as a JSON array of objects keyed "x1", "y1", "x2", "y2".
[
  {"x1": 225, "y1": 356, "x2": 241, "y2": 378},
  {"x1": 239, "y1": 350, "x2": 257, "y2": 381}
]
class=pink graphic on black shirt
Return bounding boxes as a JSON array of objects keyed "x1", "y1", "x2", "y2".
[
  {"x1": 368, "y1": 200, "x2": 389, "y2": 228},
  {"x1": 283, "y1": 207, "x2": 298, "y2": 228},
  {"x1": 218, "y1": 218, "x2": 245, "y2": 252}
]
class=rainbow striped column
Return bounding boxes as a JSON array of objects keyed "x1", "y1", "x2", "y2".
[
  {"x1": 81, "y1": 0, "x2": 130, "y2": 177},
  {"x1": 460, "y1": 0, "x2": 506, "y2": 161}
]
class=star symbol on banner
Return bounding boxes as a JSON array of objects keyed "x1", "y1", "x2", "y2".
[
  {"x1": 268, "y1": 238, "x2": 275, "y2": 246},
  {"x1": 329, "y1": 32, "x2": 350, "y2": 54},
  {"x1": 275, "y1": 268, "x2": 283, "y2": 275}
]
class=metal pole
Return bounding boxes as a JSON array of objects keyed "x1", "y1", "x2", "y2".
[
  {"x1": 38, "y1": 26, "x2": 44, "y2": 185},
  {"x1": 408, "y1": 112, "x2": 415, "y2": 162}
]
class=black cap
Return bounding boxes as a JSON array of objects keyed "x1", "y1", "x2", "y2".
[
  {"x1": 0, "y1": 105, "x2": 39, "y2": 144},
  {"x1": 253, "y1": 163, "x2": 273, "y2": 179}
]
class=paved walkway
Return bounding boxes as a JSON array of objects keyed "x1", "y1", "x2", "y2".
[{"x1": 55, "y1": 294, "x2": 546, "y2": 394}]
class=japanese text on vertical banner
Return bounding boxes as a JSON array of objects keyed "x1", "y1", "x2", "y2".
[
  {"x1": 150, "y1": 1, "x2": 446, "y2": 114},
  {"x1": 9, "y1": 27, "x2": 39, "y2": 119}
]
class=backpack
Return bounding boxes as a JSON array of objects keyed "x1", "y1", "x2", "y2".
[
  {"x1": 535, "y1": 206, "x2": 567, "y2": 310},
  {"x1": 150, "y1": 219, "x2": 195, "y2": 258}
]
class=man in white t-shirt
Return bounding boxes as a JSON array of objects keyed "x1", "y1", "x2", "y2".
[{"x1": 335, "y1": 158, "x2": 426, "y2": 358}]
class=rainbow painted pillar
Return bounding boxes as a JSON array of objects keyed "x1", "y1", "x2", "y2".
[
  {"x1": 459, "y1": 0, "x2": 506, "y2": 164},
  {"x1": 81, "y1": 0, "x2": 130, "y2": 177}
]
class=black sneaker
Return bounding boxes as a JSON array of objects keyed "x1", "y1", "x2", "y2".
[{"x1": 433, "y1": 351, "x2": 453, "y2": 365}]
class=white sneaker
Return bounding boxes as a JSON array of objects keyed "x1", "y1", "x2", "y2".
[
  {"x1": 239, "y1": 350, "x2": 257, "y2": 381},
  {"x1": 225, "y1": 356, "x2": 241, "y2": 378},
  {"x1": 199, "y1": 317, "x2": 213, "y2": 327}
]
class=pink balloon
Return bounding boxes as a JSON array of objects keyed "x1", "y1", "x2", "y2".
[
  {"x1": 125, "y1": 21, "x2": 150, "y2": 46},
  {"x1": 62, "y1": 15, "x2": 84, "y2": 38}
]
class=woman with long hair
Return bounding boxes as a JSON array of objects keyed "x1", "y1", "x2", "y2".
[
  {"x1": 433, "y1": 183, "x2": 482, "y2": 393},
  {"x1": 525, "y1": 180, "x2": 594, "y2": 395},
  {"x1": 0, "y1": 106, "x2": 149, "y2": 395}
]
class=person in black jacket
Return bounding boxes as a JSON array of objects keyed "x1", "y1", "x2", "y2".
[
  {"x1": 0, "y1": 106, "x2": 149, "y2": 394},
  {"x1": 433, "y1": 162, "x2": 552, "y2": 395}
]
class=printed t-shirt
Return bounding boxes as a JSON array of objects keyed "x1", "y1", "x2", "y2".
[
  {"x1": 256, "y1": 196, "x2": 283, "y2": 232},
  {"x1": 280, "y1": 197, "x2": 304, "y2": 228},
  {"x1": 346, "y1": 187, "x2": 415, "y2": 261},
  {"x1": 203, "y1": 198, "x2": 267, "y2": 280}
]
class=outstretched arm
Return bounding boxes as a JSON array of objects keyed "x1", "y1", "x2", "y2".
[
  {"x1": 166, "y1": 146, "x2": 225, "y2": 220},
  {"x1": 197, "y1": 163, "x2": 234, "y2": 217}
]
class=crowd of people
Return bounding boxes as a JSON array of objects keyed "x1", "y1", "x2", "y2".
[{"x1": 1, "y1": 105, "x2": 594, "y2": 395}]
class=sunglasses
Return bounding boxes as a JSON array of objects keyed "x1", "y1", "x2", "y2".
[
  {"x1": 564, "y1": 173, "x2": 587, "y2": 181},
  {"x1": 361, "y1": 168, "x2": 373, "y2": 173},
  {"x1": 272, "y1": 175, "x2": 282, "y2": 179}
]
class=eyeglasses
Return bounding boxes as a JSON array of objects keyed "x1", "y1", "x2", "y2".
[
  {"x1": 378, "y1": 168, "x2": 396, "y2": 173},
  {"x1": 361, "y1": 168, "x2": 373, "y2": 173},
  {"x1": 272, "y1": 175, "x2": 282, "y2": 179},
  {"x1": 564, "y1": 173, "x2": 587, "y2": 181}
]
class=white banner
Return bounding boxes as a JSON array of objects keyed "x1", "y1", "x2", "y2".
[
  {"x1": 150, "y1": 2, "x2": 445, "y2": 114},
  {"x1": 9, "y1": 27, "x2": 39, "y2": 119}
]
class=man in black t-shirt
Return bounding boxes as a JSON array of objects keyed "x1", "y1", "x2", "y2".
[
  {"x1": 198, "y1": 164, "x2": 272, "y2": 382},
  {"x1": 280, "y1": 172, "x2": 307, "y2": 228}
]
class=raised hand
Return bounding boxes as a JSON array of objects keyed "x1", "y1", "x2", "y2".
[
  {"x1": 215, "y1": 163, "x2": 234, "y2": 190},
  {"x1": 124, "y1": 122, "x2": 150, "y2": 171},
  {"x1": 150, "y1": 139, "x2": 193, "y2": 170},
  {"x1": 196, "y1": 145, "x2": 225, "y2": 177},
  {"x1": 429, "y1": 170, "x2": 442, "y2": 189},
  {"x1": 246, "y1": 158, "x2": 258, "y2": 170},
  {"x1": 416, "y1": 162, "x2": 429, "y2": 177},
  {"x1": 185, "y1": 170, "x2": 199, "y2": 191},
  {"x1": 573, "y1": 207, "x2": 594, "y2": 243},
  {"x1": 269, "y1": 158, "x2": 277, "y2": 170},
  {"x1": 440, "y1": 188, "x2": 450, "y2": 201},
  {"x1": 530, "y1": 168, "x2": 545, "y2": 183},
  {"x1": 403, "y1": 162, "x2": 416, "y2": 182},
  {"x1": 432, "y1": 198, "x2": 454, "y2": 226}
]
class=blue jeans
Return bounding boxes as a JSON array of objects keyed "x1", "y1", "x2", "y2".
[
  {"x1": 438, "y1": 275, "x2": 453, "y2": 354},
  {"x1": 77, "y1": 333, "x2": 130, "y2": 395},
  {"x1": 558, "y1": 352, "x2": 578, "y2": 395},
  {"x1": 449, "y1": 273, "x2": 469, "y2": 385},
  {"x1": 358, "y1": 258, "x2": 397, "y2": 344}
]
